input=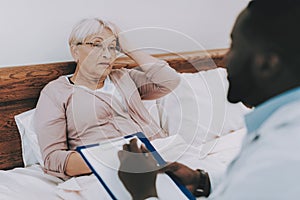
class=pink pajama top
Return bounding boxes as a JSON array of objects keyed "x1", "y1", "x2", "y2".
[{"x1": 34, "y1": 60, "x2": 180, "y2": 179}]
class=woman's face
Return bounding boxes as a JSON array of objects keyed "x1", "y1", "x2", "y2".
[{"x1": 74, "y1": 28, "x2": 118, "y2": 80}]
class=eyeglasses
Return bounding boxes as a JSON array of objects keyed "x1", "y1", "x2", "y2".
[{"x1": 77, "y1": 41, "x2": 119, "y2": 54}]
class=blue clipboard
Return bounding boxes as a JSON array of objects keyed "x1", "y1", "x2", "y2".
[{"x1": 76, "y1": 132, "x2": 195, "y2": 200}]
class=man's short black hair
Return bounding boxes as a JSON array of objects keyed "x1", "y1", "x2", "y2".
[{"x1": 241, "y1": 0, "x2": 300, "y2": 72}]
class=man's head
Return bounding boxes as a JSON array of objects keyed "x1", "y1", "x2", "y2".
[{"x1": 226, "y1": 1, "x2": 300, "y2": 107}]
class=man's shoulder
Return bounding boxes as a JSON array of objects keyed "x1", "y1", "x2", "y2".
[
  {"x1": 232, "y1": 100, "x2": 300, "y2": 193},
  {"x1": 261, "y1": 100, "x2": 300, "y2": 133},
  {"x1": 222, "y1": 148, "x2": 300, "y2": 199}
]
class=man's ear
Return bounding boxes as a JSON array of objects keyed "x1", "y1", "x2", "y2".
[
  {"x1": 252, "y1": 53, "x2": 281, "y2": 80},
  {"x1": 70, "y1": 45, "x2": 79, "y2": 62}
]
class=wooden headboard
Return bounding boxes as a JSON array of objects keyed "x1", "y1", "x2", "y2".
[{"x1": 0, "y1": 49, "x2": 228, "y2": 170}]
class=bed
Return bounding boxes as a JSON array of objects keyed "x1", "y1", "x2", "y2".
[{"x1": 0, "y1": 49, "x2": 249, "y2": 199}]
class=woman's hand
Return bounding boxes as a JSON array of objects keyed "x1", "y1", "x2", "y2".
[
  {"x1": 108, "y1": 21, "x2": 132, "y2": 54},
  {"x1": 65, "y1": 152, "x2": 92, "y2": 176}
]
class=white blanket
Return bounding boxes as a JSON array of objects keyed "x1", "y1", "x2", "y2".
[
  {"x1": 0, "y1": 165, "x2": 62, "y2": 200},
  {"x1": 0, "y1": 129, "x2": 246, "y2": 200}
]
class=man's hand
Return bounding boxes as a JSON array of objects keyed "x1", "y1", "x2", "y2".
[
  {"x1": 118, "y1": 138, "x2": 159, "y2": 200},
  {"x1": 160, "y1": 162, "x2": 210, "y2": 197},
  {"x1": 160, "y1": 162, "x2": 200, "y2": 193}
]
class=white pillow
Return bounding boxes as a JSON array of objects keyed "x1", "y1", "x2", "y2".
[
  {"x1": 141, "y1": 100, "x2": 161, "y2": 127},
  {"x1": 14, "y1": 109, "x2": 43, "y2": 167},
  {"x1": 157, "y1": 68, "x2": 250, "y2": 151},
  {"x1": 14, "y1": 101, "x2": 160, "y2": 167}
]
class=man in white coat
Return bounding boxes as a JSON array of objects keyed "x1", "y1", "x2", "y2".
[{"x1": 118, "y1": 1, "x2": 300, "y2": 199}]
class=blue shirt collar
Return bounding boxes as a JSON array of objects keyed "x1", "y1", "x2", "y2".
[{"x1": 245, "y1": 86, "x2": 300, "y2": 133}]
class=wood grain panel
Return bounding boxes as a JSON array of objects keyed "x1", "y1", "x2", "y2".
[
  {"x1": 0, "y1": 49, "x2": 228, "y2": 170},
  {"x1": 0, "y1": 62, "x2": 76, "y2": 103}
]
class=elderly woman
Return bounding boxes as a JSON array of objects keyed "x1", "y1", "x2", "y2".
[{"x1": 34, "y1": 18, "x2": 180, "y2": 179}]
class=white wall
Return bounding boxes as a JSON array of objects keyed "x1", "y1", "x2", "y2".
[{"x1": 0, "y1": 0, "x2": 250, "y2": 68}]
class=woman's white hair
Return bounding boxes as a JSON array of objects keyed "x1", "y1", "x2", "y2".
[{"x1": 68, "y1": 18, "x2": 117, "y2": 46}]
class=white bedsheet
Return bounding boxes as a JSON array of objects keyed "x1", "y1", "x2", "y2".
[
  {"x1": 0, "y1": 165, "x2": 63, "y2": 200},
  {"x1": 0, "y1": 128, "x2": 246, "y2": 200}
]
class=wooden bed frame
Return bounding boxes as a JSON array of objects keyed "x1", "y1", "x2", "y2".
[{"x1": 0, "y1": 49, "x2": 228, "y2": 170}]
